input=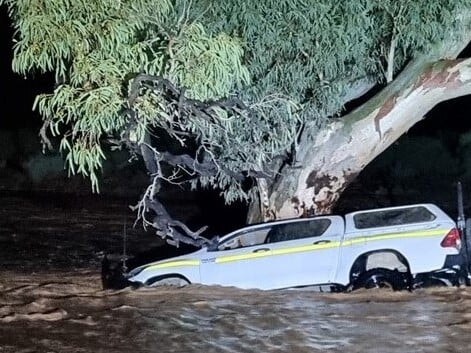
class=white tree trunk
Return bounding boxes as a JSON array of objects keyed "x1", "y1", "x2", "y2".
[{"x1": 264, "y1": 57, "x2": 471, "y2": 219}]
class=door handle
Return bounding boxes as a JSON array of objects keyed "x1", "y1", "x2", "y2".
[
  {"x1": 313, "y1": 240, "x2": 331, "y2": 245},
  {"x1": 252, "y1": 248, "x2": 270, "y2": 253},
  {"x1": 425, "y1": 224, "x2": 440, "y2": 229}
]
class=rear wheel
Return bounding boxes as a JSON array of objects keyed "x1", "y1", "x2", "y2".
[
  {"x1": 352, "y1": 268, "x2": 408, "y2": 291},
  {"x1": 413, "y1": 272, "x2": 458, "y2": 289}
]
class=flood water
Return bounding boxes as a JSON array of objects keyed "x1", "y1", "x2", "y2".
[{"x1": 1, "y1": 192, "x2": 471, "y2": 352}]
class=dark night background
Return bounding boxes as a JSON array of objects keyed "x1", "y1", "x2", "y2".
[
  {"x1": 0, "y1": 6, "x2": 247, "y2": 247},
  {"x1": 2, "y1": 5, "x2": 471, "y2": 232}
]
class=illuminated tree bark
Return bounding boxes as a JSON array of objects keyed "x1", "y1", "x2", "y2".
[{"x1": 261, "y1": 58, "x2": 471, "y2": 220}]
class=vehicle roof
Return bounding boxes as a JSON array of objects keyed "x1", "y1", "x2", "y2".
[
  {"x1": 344, "y1": 203, "x2": 443, "y2": 217},
  {"x1": 219, "y1": 203, "x2": 451, "y2": 241}
]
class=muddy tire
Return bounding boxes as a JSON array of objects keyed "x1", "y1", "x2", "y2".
[
  {"x1": 413, "y1": 274, "x2": 456, "y2": 289},
  {"x1": 352, "y1": 268, "x2": 408, "y2": 291},
  {"x1": 146, "y1": 275, "x2": 190, "y2": 288}
]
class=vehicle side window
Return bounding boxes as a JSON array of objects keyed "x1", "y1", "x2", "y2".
[
  {"x1": 265, "y1": 219, "x2": 331, "y2": 244},
  {"x1": 217, "y1": 227, "x2": 270, "y2": 251},
  {"x1": 353, "y1": 206, "x2": 436, "y2": 229}
]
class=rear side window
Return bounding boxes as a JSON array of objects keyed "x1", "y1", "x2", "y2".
[
  {"x1": 353, "y1": 206, "x2": 436, "y2": 229},
  {"x1": 265, "y1": 219, "x2": 331, "y2": 243}
]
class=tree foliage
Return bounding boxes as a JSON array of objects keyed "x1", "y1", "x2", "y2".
[
  {"x1": 2, "y1": 0, "x2": 471, "y2": 244},
  {"x1": 201, "y1": 0, "x2": 469, "y2": 112},
  {"x1": 3, "y1": 0, "x2": 250, "y2": 192}
]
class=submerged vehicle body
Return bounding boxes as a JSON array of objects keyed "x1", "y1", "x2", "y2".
[{"x1": 103, "y1": 204, "x2": 467, "y2": 291}]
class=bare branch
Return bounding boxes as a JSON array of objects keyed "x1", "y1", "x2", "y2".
[
  {"x1": 130, "y1": 138, "x2": 277, "y2": 246},
  {"x1": 39, "y1": 121, "x2": 54, "y2": 152},
  {"x1": 131, "y1": 180, "x2": 211, "y2": 247}
]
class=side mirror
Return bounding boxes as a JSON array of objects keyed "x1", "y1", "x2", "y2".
[{"x1": 206, "y1": 236, "x2": 220, "y2": 252}]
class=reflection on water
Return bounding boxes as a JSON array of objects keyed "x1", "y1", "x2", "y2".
[
  {"x1": 1, "y1": 193, "x2": 471, "y2": 352},
  {"x1": 1, "y1": 272, "x2": 471, "y2": 353}
]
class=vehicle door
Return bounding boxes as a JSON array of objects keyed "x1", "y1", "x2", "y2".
[
  {"x1": 200, "y1": 225, "x2": 279, "y2": 290},
  {"x1": 263, "y1": 216, "x2": 344, "y2": 288},
  {"x1": 200, "y1": 217, "x2": 344, "y2": 290}
]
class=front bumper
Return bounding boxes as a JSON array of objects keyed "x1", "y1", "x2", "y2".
[{"x1": 101, "y1": 255, "x2": 137, "y2": 290}]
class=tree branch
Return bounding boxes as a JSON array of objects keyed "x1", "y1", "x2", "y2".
[
  {"x1": 125, "y1": 75, "x2": 279, "y2": 247},
  {"x1": 130, "y1": 188, "x2": 210, "y2": 247},
  {"x1": 39, "y1": 120, "x2": 54, "y2": 152},
  {"x1": 128, "y1": 73, "x2": 249, "y2": 123},
  {"x1": 386, "y1": 36, "x2": 397, "y2": 83},
  {"x1": 132, "y1": 140, "x2": 276, "y2": 246}
]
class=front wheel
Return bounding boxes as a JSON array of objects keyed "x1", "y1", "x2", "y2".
[
  {"x1": 146, "y1": 275, "x2": 190, "y2": 288},
  {"x1": 352, "y1": 268, "x2": 409, "y2": 291}
]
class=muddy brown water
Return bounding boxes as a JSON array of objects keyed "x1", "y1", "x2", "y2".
[{"x1": 1, "y1": 193, "x2": 471, "y2": 352}]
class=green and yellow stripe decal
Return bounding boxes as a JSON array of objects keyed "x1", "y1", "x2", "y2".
[
  {"x1": 146, "y1": 259, "x2": 200, "y2": 270},
  {"x1": 215, "y1": 241, "x2": 341, "y2": 264},
  {"x1": 215, "y1": 251, "x2": 271, "y2": 263},
  {"x1": 216, "y1": 228, "x2": 448, "y2": 264},
  {"x1": 341, "y1": 228, "x2": 447, "y2": 246},
  {"x1": 142, "y1": 228, "x2": 449, "y2": 268}
]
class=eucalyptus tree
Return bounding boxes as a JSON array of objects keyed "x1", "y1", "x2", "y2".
[{"x1": 3, "y1": 0, "x2": 471, "y2": 246}]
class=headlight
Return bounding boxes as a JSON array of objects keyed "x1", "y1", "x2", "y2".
[{"x1": 127, "y1": 266, "x2": 145, "y2": 278}]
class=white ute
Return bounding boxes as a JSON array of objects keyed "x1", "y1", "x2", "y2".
[{"x1": 122, "y1": 204, "x2": 464, "y2": 291}]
